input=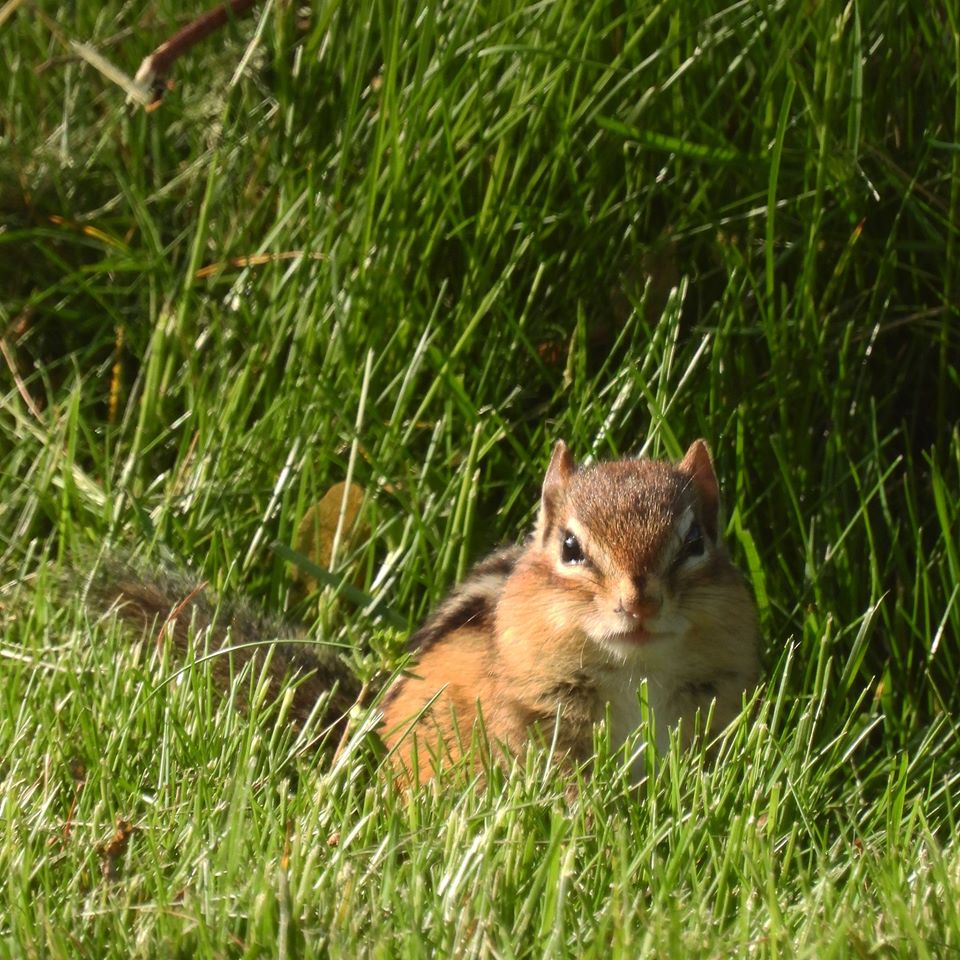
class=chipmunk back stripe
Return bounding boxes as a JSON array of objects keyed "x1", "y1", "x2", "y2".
[
  {"x1": 407, "y1": 584, "x2": 495, "y2": 653},
  {"x1": 406, "y1": 547, "x2": 521, "y2": 654},
  {"x1": 468, "y1": 546, "x2": 522, "y2": 579}
]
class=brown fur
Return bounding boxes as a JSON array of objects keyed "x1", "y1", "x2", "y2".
[{"x1": 85, "y1": 559, "x2": 360, "y2": 725}]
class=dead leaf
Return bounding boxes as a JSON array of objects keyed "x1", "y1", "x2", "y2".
[
  {"x1": 292, "y1": 482, "x2": 366, "y2": 594},
  {"x1": 99, "y1": 819, "x2": 135, "y2": 880}
]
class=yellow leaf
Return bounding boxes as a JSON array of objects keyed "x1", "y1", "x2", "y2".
[{"x1": 293, "y1": 482, "x2": 365, "y2": 593}]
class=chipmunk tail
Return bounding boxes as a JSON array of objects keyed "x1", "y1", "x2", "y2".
[{"x1": 77, "y1": 551, "x2": 361, "y2": 727}]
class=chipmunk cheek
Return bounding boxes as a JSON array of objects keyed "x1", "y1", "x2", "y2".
[{"x1": 544, "y1": 592, "x2": 595, "y2": 634}]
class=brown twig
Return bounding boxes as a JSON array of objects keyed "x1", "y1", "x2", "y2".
[{"x1": 134, "y1": 0, "x2": 258, "y2": 104}]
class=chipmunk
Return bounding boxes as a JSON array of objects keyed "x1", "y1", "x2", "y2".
[
  {"x1": 381, "y1": 439, "x2": 759, "y2": 782},
  {"x1": 90, "y1": 440, "x2": 759, "y2": 784}
]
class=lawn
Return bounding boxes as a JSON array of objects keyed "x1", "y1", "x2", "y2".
[{"x1": 2, "y1": 0, "x2": 960, "y2": 956}]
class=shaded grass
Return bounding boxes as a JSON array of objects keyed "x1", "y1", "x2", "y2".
[{"x1": 2, "y1": 0, "x2": 959, "y2": 955}]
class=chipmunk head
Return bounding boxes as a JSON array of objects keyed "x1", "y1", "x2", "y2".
[{"x1": 533, "y1": 439, "x2": 735, "y2": 657}]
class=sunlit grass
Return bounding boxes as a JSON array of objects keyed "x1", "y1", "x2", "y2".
[{"x1": 2, "y1": 0, "x2": 959, "y2": 956}]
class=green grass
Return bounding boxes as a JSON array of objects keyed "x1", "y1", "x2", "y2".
[{"x1": 2, "y1": 0, "x2": 960, "y2": 955}]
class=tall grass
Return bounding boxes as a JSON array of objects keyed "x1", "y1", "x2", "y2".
[{"x1": 2, "y1": 0, "x2": 959, "y2": 956}]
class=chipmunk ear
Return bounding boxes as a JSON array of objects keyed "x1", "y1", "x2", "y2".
[
  {"x1": 679, "y1": 439, "x2": 720, "y2": 538},
  {"x1": 539, "y1": 440, "x2": 575, "y2": 540}
]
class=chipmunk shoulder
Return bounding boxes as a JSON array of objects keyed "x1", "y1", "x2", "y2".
[{"x1": 380, "y1": 439, "x2": 760, "y2": 783}]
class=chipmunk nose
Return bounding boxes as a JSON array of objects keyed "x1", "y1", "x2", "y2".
[
  {"x1": 619, "y1": 596, "x2": 661, "y2": 620},
  {"x1": 617, "y1": 576, "x2": 662, "y2": 621}
]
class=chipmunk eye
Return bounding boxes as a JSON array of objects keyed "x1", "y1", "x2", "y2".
[
  {"x1": 561, "y1": 531, "x2": 586, "y2": 565},
  {"x1": 678, "y1": 521, "x2": 705, "y2": 563}
]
